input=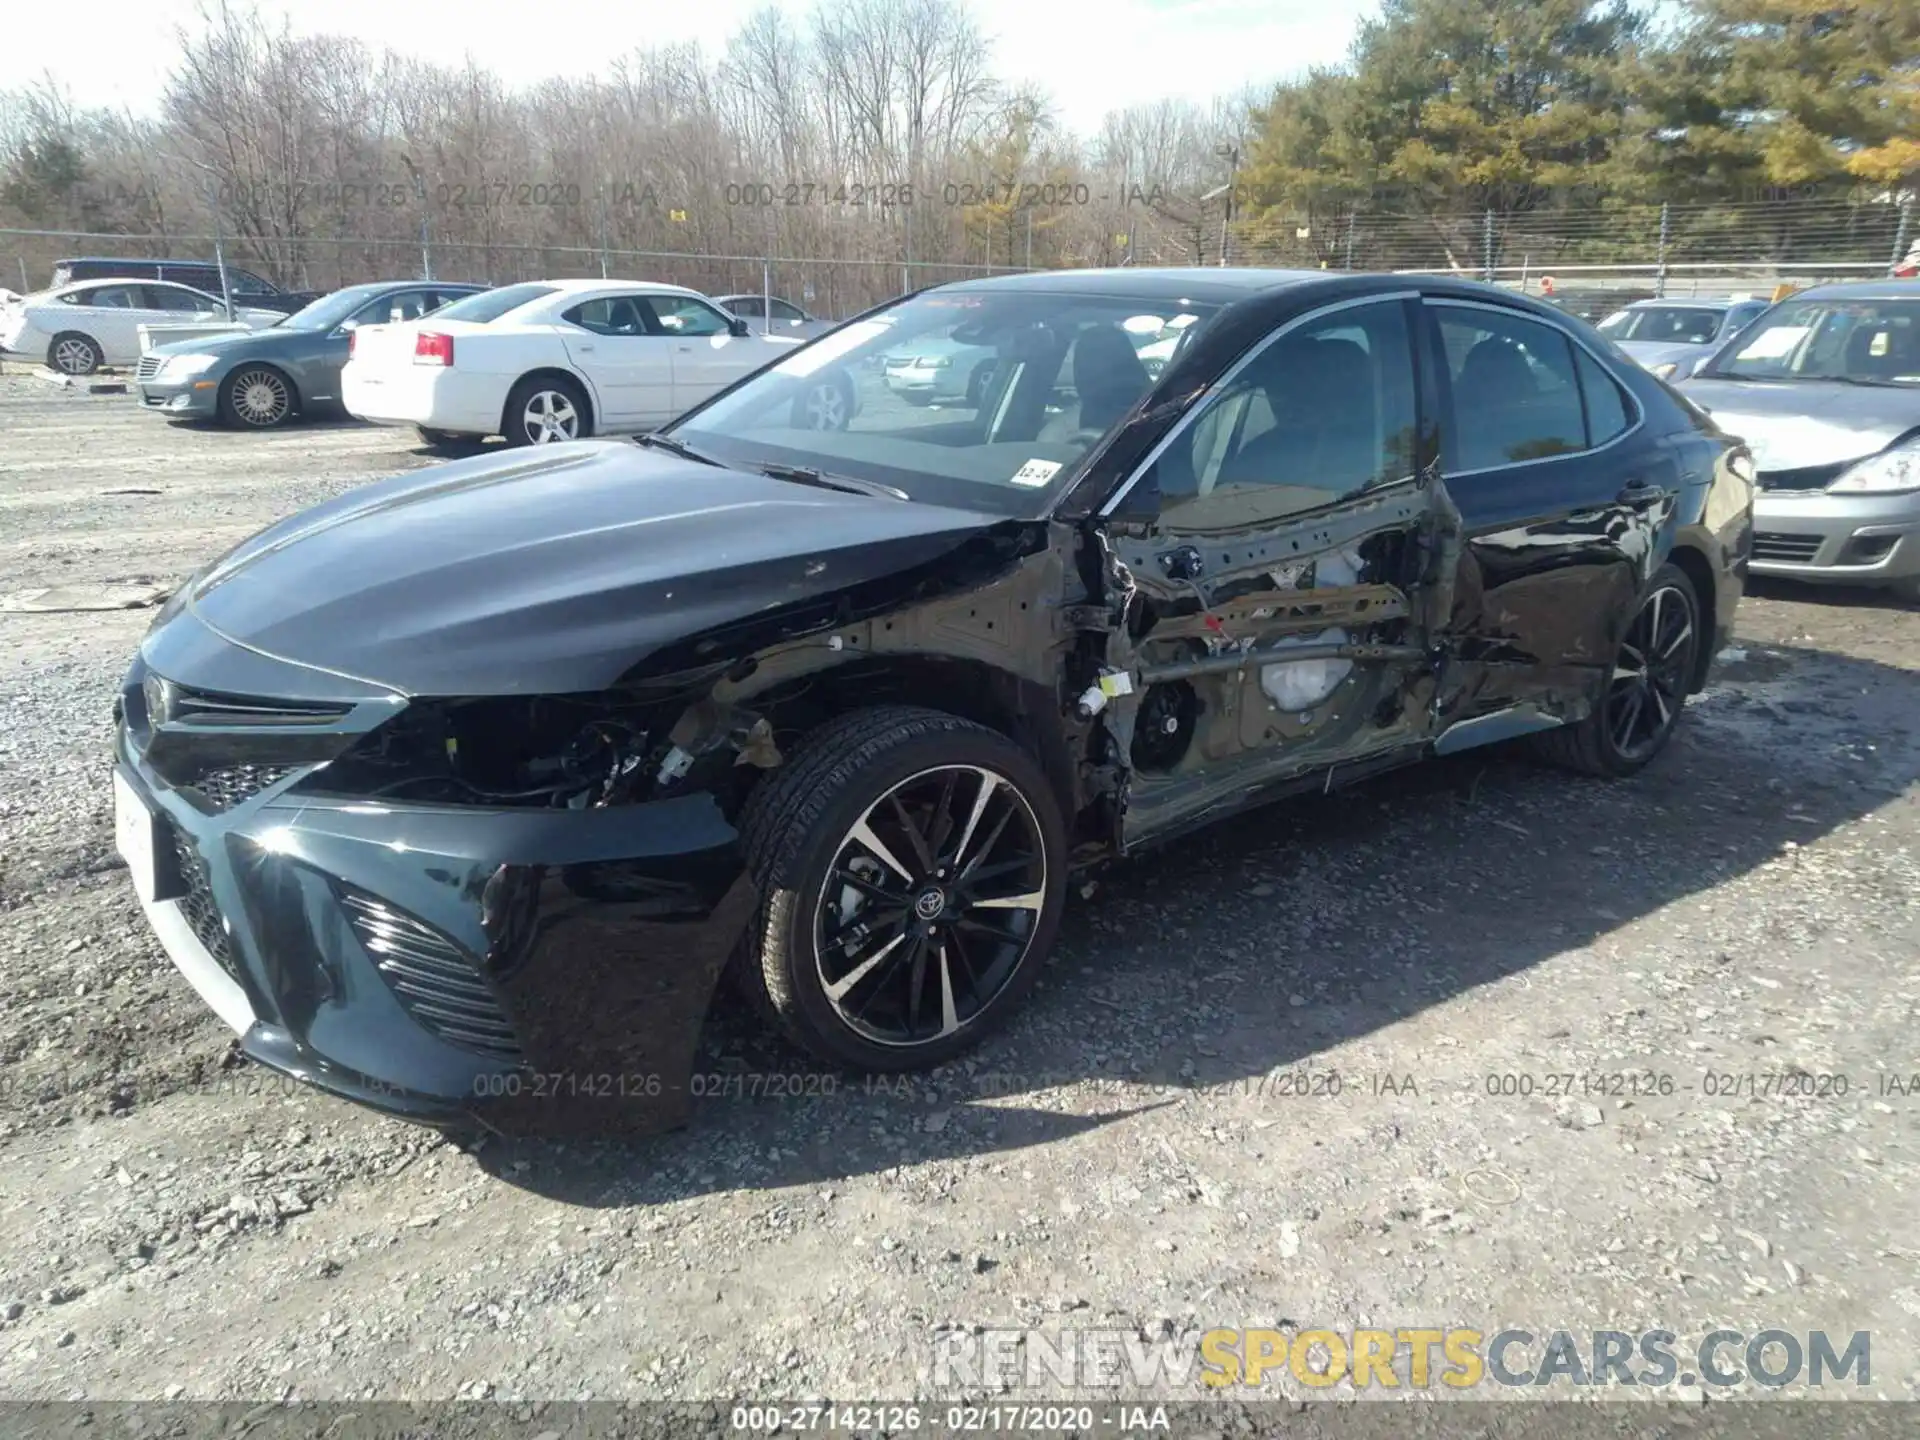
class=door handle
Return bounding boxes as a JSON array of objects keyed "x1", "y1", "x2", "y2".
[
  {"x1": 1616, "y1": 477, "x2": 1669, "y2": 505},
  {"x1": 576, "y1": 344, "x2": 595, "y2": 352}
]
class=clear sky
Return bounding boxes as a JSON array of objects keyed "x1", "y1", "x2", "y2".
[{"x1": 23, "y1": 0, "x2": 1377, "y2": 138}]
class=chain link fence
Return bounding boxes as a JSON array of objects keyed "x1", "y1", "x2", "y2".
[{"x1": 5, "y1": 195, "x2": 1914, "y2": 313}]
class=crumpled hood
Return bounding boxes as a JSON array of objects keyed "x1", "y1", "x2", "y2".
[
  {"x1": 1677, "y1": 377, "x2": 1920, "y2": 472},
  {"x1": 170, "y1": 440, "x2": 1005, "y2": 696}
]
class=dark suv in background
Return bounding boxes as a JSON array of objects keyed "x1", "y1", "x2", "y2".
[{"x1": 50, "y1": 258, "x2": 323, "y2": 315}]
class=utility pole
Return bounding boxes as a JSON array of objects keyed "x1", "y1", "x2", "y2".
[
  {"x1": 1216, "y1": 143, "x2": 1240, "y2": 267},
  {"x1": 1655, "y1": 201, "x2": 1672, "y2": 298},
  {"x1": 1890, "y1": 193, "x2": 1915, "y2": 278}
]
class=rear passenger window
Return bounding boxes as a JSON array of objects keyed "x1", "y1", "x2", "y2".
[
  {"x1": 563, "y1": 297, "x2": 649, "y2": 336},
  {"x1": 1575, "y1": 347, "x2": 1631, "y2": 446},
  {"x1": 1436, "y1": 307, "x2": 1586, "y2": 469},
  {"x1": 1147, "y1": 299, "x2": 1422, "y2": 529}
]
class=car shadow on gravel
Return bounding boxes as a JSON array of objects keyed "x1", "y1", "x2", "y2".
[{"x1": 477, "y1": 639, "x2": 1920, "y2": 1207}]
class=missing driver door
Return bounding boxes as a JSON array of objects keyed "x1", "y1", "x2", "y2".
[{"x1": 1098, "y1": 294, "x2": 1459, "y2": 847}]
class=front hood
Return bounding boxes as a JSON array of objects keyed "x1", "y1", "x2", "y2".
[
  {"x1": 1616, "y1": 339, "x2": 1711, "y2": 370},
  {"x1": 167, "y1": 440, "x2": 1004, "y2": 696},
  {"x1": 1676, "y1": 377, "x2": 1920, "y2": 472},
  {"x1": 147, "y1": 327, "x2": 306, "y2": 359}
]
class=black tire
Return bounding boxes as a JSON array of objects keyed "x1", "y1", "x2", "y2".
[
  {"x1": 1532, "y1": 561, "x2": 1701, "y2": 778},
  {"x1": 736, "y1": 705, "x2": 1068, "y2": 1070},
  {"x1": 218, "y1": 364, "x2": 295, "y2": 428},
  {"x1": 502, "y1": 374, "x2": 591, "y2": 446},
  {"x1": 47, "y1": 332, "x2": 102, "y2": 377},
  {"x1": 1888, "y1": 575, "x2": 1920, "y2": 606}
]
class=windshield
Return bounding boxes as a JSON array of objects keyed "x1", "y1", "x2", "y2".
[
  {"x1": 429, "y1": 283, "x2": 557, "y2": 324},
  {"x1": 276, "y1": 284, "x2": 391, "y2": 331},
  {"x1": 1710, "y1": 297, "x2": 1920, "y2": 384},
  {"x1": 1598, "y1": 305, "x2": 1725, "y2": 345},
  {"x1": 668, "y1": 288, "x2": 1219, "y2": 515}
]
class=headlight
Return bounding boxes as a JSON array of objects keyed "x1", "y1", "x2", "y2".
[
  {"x1": 1827, "y1": 440, "x2": 1920, "y2": 495},
  {"x1": 157, "y1": 352, "x2": 221, "y2": 380},
  {"x1": 915, "y1": 356, "x2": 951, "y2": 369},
  {"x1": 1649, "y1": 361, "x2": 1679, "y2": 380}
]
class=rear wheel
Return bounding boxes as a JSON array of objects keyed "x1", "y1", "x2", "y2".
[
  {"x1": 736, "y1": 706, "x2": 1068, "y2": 1070},
  {"x1": 503, "y1": 375, "x2": 590, "y2": 446},
  {"x1": 48, "y1": 332, "x2": 102, "y2": 376},
  {"x1": 1533, "y1": 562, "x2": 1700, "y2": 777},
  {"x1": 219, "y1": 365, "x2": 294, "y2": 428},
  {"x1": 796, "y1": 375, "x2": 851, "y2": 430}
]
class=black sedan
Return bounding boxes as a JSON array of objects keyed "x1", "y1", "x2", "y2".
[
  {"x1": 111, "y1": 268, "x2": 1751, "y2": 1136},
  {"x1": 135, "y1": 281, "x2": 484, "y2": 428}
]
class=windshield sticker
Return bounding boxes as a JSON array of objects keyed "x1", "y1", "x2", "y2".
[
  {"x1": 1010, "y1": 458, "x2": 1063, "y2": 487},
  {"x1": 771, "y1": 318, "x2": 892, "y2": 377}
]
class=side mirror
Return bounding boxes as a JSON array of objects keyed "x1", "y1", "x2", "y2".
[{"x1": 729, "y1": 317, "x2": 751, "y2": 338}]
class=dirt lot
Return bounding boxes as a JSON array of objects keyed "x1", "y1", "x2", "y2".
[{"x1": 2, "y1": 367, "x2": 1918, "y2": 1409}]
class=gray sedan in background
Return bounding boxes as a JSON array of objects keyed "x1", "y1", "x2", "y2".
[
  {"x1": 714, "y1": 294, "x2": 834, "y2": 340},
  {"x1": 1597, "y1": 296, "x2": 1774, "y2": 381},
  {"x1": 1681, "y1": 279, "x2": 1920, "y2": 601},
  {"x1": 134, "y1": 280, "x2": 484, "y2": 428}
]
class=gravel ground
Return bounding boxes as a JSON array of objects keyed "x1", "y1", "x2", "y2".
[{"x1": 2, "y1": 368, "x2": 1918, "y2": 1409}]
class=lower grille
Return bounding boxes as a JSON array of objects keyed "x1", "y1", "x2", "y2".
[
  {"x1": 191, "y1": 763, "x2": 294, "y2": 812},
  {"x1": 1752, "y1": 532, "x2": 1824, "y2": 563},
  {"x1": 135, "y1": 355, "x2": 164, "y2": 383},
  {"x1": 169, "y1": 826, "x2": 238, "y2": 979},
  {"x1": 341, "y1": 890, "x2": 521, "y2": 1060},
  {"x1": 1757, "y1": 463, "x2": 1844, "y2": 492}
]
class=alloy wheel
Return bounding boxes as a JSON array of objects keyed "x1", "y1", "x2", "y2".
[
  {"x1": 521, "y1": 389, "x2": 579, "y2": 443},
  {"x1": 801, "y1": 380, "x2": 848, "y2": 430},
  {"x1": 52, "y1": 337, "x2": 98, "y2": 375},
  {"x1": 230, "y1": 368, "x2": 291, "y2": 426},
  {"x1": 1605, "y1": 583, "x2": 1696, "y2": 762},
  {"x1": 812, "y1": 764, "x2": 1048, "y2": 1048}
]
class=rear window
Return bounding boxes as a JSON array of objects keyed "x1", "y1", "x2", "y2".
[{"x1": 430, "y1": 285, "x2": 558, "y2": 324}]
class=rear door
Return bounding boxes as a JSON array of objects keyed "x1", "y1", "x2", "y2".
[
  {"x1": 558, "y1": 293, "x2": 674, "y2": 428},
  {"x1": 1097, "y1": 293, "x2": 1460, "y2": 848},
  {"x1": 1423, "y1": 297, "x2": 1668, "y2": 727},
  {"x1": 65, "y1": 283, "x2": 149, "y2": 361}
]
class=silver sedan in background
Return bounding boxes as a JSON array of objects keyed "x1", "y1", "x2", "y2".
[
  {"x1": 1598, "y1": 296, "x2": 1774, "y2": 381},
  {"x1": 1680, "y1": 279, "x2": 1920, "y2": 602}
]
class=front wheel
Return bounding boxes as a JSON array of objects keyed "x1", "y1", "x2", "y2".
[
  {"x1": 503, "y1": 375, "x2": 590, "y2": 446},
  {"x1": 737, "y1": 706, "x2": 1068, "y2": 1070},
  {"x1": 219, "y1": 365, "x2": 294, "y2": 427},
  {"x1": 1533, "y1": 562, "x2": 1701, "y2": 777}
]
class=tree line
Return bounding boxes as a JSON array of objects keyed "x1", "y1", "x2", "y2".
[{"x1": 1, "y1": 0, "x2": 1913, "y2": 308}]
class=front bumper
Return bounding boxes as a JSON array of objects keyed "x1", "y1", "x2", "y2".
[
  {"x1": 1749, "y1": 487, "x2": 1920, "y2": 585},
  {"x1": 115, "y1": 619, "x2": 754, "y2": 1136},
  {"x1": 137, "y1": 376, "x2": 221, "y2": 417}
]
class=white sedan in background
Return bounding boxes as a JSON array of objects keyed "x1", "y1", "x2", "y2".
[
  {"x1": 0, "y1": 280, "x2": 282, "y2": 375},
  {"x1": 340, "y1": 279, "x2": 820, "y2": 446}
]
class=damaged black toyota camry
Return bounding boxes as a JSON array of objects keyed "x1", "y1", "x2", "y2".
[{"x1": 112, "y1": 269, "x2": 1752, "y2": 1135}]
